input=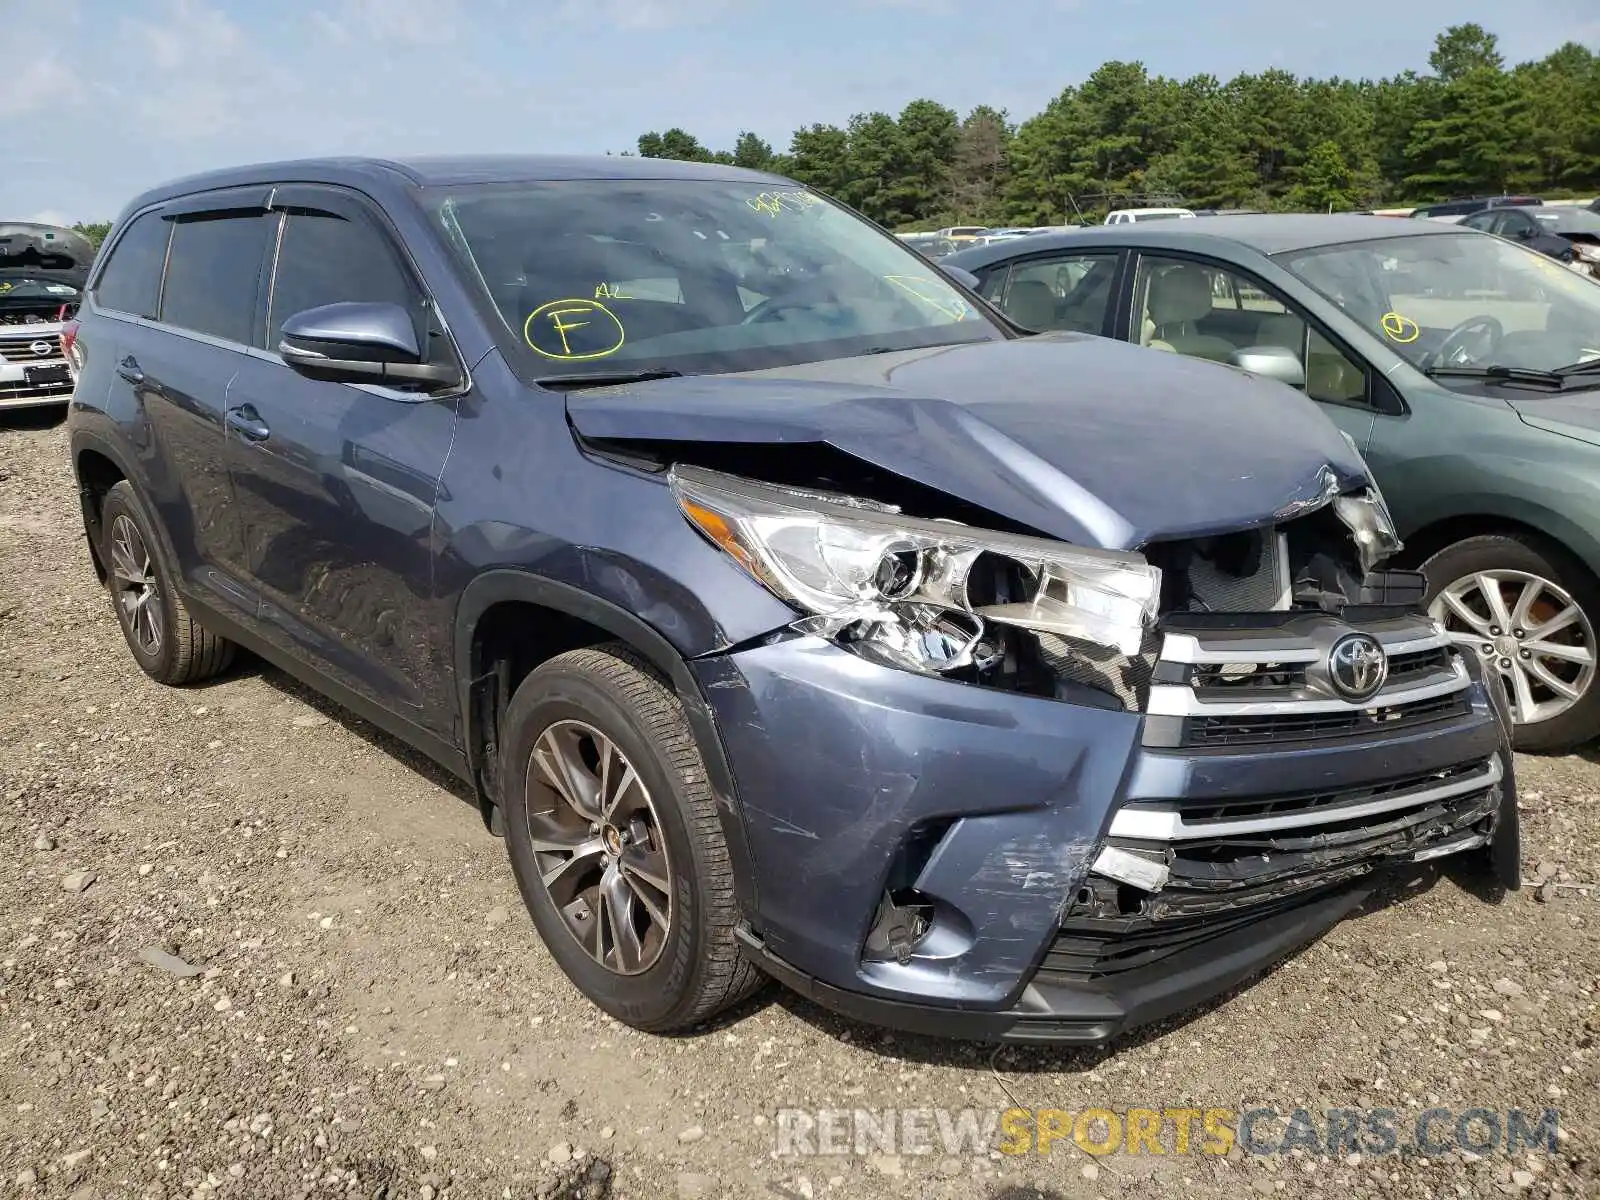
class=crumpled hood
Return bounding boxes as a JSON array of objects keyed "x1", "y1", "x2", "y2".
[
  {"x1": 565, "y1": 333, "x2": 1371, "y2": 549},
  {"x1": 0, "y1": 223, "x2": 94, "y2": 289}
]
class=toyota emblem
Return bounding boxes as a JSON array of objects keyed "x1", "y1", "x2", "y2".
[
  {"x1": 29, "y1": 340, "x2": 53, "y2": 357},
  {"x1": 1327, "y1": 633, "x2": 1388, "y2": 701}
]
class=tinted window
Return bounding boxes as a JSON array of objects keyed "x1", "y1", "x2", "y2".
[
  {"x1": 160, "y1": 214, "x2": 270, "y2": 344},
  {"x1": 1000, "y1": 252, "x2": 1118, "y2": 334},
  {"x1": 268, "y1": 213, "x2": 419, "y2": 352},
  {"x1": 94, "y1": 213, "x2": 170, "y2": 318}
]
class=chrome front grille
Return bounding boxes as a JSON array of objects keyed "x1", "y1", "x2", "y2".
[
  {"x1": 1110, "y1": 757, "x2": 1500, "y2": 841},
  {"x1": 1141, "y1": 614, "x2": 1472, "y2": 748},
  {"x1": 0, "y1": 333, "x2": 62, "y2": 363}
]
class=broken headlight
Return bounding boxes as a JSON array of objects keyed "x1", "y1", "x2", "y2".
[
  {"x1": 669, "y1": 464, "x2": 1162, "y2": 675},
  {"x1": 1333, "y1": 487, "x2": 1402, "y2": 573}
]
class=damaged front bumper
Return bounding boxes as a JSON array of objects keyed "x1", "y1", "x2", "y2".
[{"x1": 699, "y1": 609, "x2": 1516, "y2": 1044}]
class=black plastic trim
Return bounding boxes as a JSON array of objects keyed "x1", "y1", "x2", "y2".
[
  {"x1": 737, "y1": 874, "x2": 1374, "y2": 1043},
  {"x1": 184, "y1": 594, "x2": 473, "y2": 784}
]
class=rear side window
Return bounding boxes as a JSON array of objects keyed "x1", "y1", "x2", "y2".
[
  {"x1": 94, "y1": 213, "x2": 170, "y2": 318},
  {"x1": 160, "y1": 214, "x2": 271, "y2": 345},
  {"x1": 267, "y1": 213, "x2": 419, "y2": 352}
]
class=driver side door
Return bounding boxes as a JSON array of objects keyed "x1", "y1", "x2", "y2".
[{"x1": 223, "y1": 186, "x2": 464, "y2": 734}]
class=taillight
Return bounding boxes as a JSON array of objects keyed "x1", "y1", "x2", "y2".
[{"x1": 61, "y1": 319, "x2": 81, "y2": 380}]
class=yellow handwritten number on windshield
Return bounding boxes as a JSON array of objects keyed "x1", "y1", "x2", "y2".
[
  {"x1": 746, "y1": 190, "x2": 822, "y2": 218},
  {"x1": 524, "y1": 299, "x2": 626, "y2": 361},
  {"x1": 1380, "y1": 311, "x2": 1419, "y2": 344}
]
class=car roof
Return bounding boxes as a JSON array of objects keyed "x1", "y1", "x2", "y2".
[
  {"x1": 119, "y1": 154, "x2": 793, "y2": 216},
  {"x1": 942, "y1": 213, "x2": 1472, "y2": 269}
]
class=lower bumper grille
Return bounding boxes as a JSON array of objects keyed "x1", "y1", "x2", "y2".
[
  {"x1": 1044, "y1": 759, "x2": 1504, "y2": 986},
  {"x1": 1039, "y1": 879, "x2": 1361, "y2": 983}
]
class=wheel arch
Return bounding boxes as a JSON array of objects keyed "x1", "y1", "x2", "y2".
[
  {"x1": 1395, "y1": 510, "x2": 1600, "y2": 591},
  {"x1": 453, "y1": 569, "x2": 759, "y2": 920},
  {"x1": 70, "y1": 431, "x2": 149, "y2": 584}
]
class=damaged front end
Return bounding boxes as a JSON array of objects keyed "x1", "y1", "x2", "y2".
[
  {"x1": 670, "y1": 460, "x2": 1405, "y2": 712},
  {"x1": 667, "y1": 452, "x2": 1515, "y2": 1043}
]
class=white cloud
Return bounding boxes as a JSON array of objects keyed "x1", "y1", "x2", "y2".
[
  {"x1": 554, "y1": 0, "x2": 737, "y2": 29},
  {"x1": 315, "y1": 0, "x2": 466, "y2": 45},
  {"x1": 25, "y1": 211, "x2": 72, "y2": 228},
  {"x1": 0, "y1": 56, "x2": 81, "y2": 119}
]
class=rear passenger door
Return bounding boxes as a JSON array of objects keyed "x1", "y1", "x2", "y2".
[
  {"x1": 223, "y1": 186, "x2": 463, "y2": 731},
  {"x1": 90, "y1": 193, "x2": 271, "y2": 621},
  {"x1": 980, "y1": 250, "x2": 1123, "y2": 335}
]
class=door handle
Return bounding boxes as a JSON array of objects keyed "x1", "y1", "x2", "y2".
[
  {"x1": 225, "y1": 405, "x2": 271, "y2": 442},
  {"x1": 117, "y1": 356, "x2": 144, "y2": 384}
]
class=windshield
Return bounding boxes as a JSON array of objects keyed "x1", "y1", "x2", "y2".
[
  {"x1": 1279, "y1": 231, "x2": 1600, "y2": 375},
  {"x1": 1533, "y1": 209, "x2": 1600, "y2": 235},
  {"x1": 431, "y1": 180, "x2": 994, "y2": 379}
]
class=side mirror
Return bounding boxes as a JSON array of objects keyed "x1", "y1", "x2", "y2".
[
  {"x1": 279, "y1": 302, "x2": 461, "y2": 389},
  {"x1": 939, "y1": 264, "x2": 980, "y2": 291},
  {"x1": 1229, "y1": 344, "x2": 1307, "y2": 388}
]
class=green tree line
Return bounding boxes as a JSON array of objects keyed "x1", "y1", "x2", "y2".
[{"x1": 631, "y1": 25, "x2": 1600, "y2": 229}]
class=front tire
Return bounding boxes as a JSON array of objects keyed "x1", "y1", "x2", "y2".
[
  {"x1": 99, "y1": 481, "x2": 235, "y2": 685},
  {"x1": 1423, "y1": 534, "x2": 1600, "y2": 753},
  {"x1": 500, "y1": 644, "x2": 763, "y2": 1032}
]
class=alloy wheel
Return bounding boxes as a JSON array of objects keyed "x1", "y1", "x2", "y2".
[
  {"x1": 109, "y1": 514, "x2": 164, "y2": 656},
  {"x1": 523, "y1": 719, "x2": 673, "y2": 975},
  {"x1": 1430, "y1": 569, "x2": 1596, "y2": 726}
]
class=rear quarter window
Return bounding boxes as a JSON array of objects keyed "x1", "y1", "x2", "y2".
[{"x1": 93, "y1": 213, "x2": 170, "y2": 319}]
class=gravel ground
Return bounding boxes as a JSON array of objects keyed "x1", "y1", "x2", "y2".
[{"x1": 2, "y1": 410, "x2": 1596, "y2": 1200}]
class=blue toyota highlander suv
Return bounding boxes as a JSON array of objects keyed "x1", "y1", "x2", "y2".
[{"x1": 65, "y1": 156, "x2": 1518, "y2": 1043}]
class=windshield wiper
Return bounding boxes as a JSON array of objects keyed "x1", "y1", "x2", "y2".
[
  {"x1": 1555, "y1": 356, "x2": 1600, "y2": 377},
  {"x1": 1424, "y1": 364, "x2": 1565, "y2": 387},
  {"x1": 535, "y1": 369, "x2": 683, "y2": 391}
]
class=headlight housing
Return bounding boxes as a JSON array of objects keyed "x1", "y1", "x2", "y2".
[
  {"x1": 669, "y1": 465, "x2": 1162, "y2": 675},
  {"x1": 1332, "y1": 487, "x2": 1402, "y2": 573}
]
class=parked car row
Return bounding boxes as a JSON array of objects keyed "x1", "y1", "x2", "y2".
[{"x1": 56, "y1": 157, "x2": 1521, "y2": 1049}]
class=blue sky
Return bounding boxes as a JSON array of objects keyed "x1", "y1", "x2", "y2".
[{"x1": 3, "y1": 0, "x2": 1597, "y2": 224}]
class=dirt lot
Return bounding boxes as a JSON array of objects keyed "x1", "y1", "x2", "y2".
[{"x1": 1, "y1": 411, "x2": 1596, "y2": 1200}]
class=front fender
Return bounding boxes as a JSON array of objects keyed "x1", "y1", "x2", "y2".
[{"x1": 451, "y1": 569, "x2": 761, "y2": 922}]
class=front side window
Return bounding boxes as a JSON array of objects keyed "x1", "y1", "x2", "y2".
[
  {"x1": 94, "y1": 213, "x2": 170, "y2": 319},
  {"x1": 268, "y1": 212, "x2": 420, "y2": 352},
  {"x1": 160, "y1": 214, "x2": 270, "y2": 344},
  {"x1": 997, "y1": 252, "x2": 1117, "y2": 334},
  {"x1": 429, "y1": 180, "x2": 995, "y2": 379},
  {"x1": 1132, "y1": 254, "x2": 1368, "y2": 404},
  {"x1": 1281, "y1": 231, "x2": 1600, "y2": 376}
]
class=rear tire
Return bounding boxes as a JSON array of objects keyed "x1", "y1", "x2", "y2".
[
  {"x1": 499, "y1": 643, "x2": 763, "y2": 1032},
  {"x1": 99, "y1": 481, "x2": 235, "y2": 685},
  {"x1": 1423, "y1": 534, "x2": 1600, "y2": 753}
]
